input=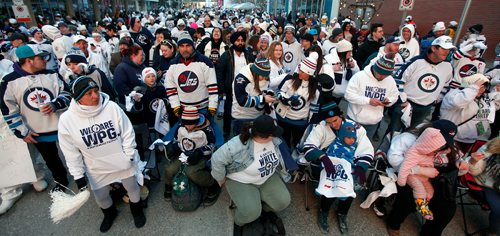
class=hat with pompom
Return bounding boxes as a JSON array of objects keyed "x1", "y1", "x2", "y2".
[{"x1": 299, "y1": 52, "x2": 318, "y2": 76}]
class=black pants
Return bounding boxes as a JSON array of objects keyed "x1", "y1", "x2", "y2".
[
  {"x1": 34, "y1": 141, "x2": 68, "y2": 187},
  {"x1": 387, "y1": 184, "x2": 456, "y2": 236},
  {"x1": 320, "y1": 196, "x2": 353, "y2": 215},
  {"x1": 276, "y1": 120, "x2": 307, "y2": 150}
]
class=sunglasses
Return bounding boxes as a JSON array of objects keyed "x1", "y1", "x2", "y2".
[{"x1": 160, "y1": 39, "x2": 174, "y2": 47}]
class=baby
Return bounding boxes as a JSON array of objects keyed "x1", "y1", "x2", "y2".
[{"x1": 397, "y1": 127, "x2": 449, "y2": 220}]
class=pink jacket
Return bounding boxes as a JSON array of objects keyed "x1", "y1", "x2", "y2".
[{"x1": 397, "y1": 128, "x2": 447, "y2": 186}]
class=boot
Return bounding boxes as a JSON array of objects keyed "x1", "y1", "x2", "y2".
[
  {"x1": 129, "y1": 200, "x2": 146, "y2": 228},
  {"x1": 100, "y1": 204, "x2": 118, "y2": 233},
  {"x1": 164, "y1": 184, "x2": 172, "y2": 201},
  {"x1": 204, "y1": 182, "x2": 221, "y2": 206},
  {"x1": 337, "y1": 213, "x2": 348, "y2": 234},
  {"x1": 415, "y1": 198, "x2": 433, "y2": 220},
  {"x1": 317, "y1": 209, "x2": 329, "y2": 234},
  {"x1": 233, "y1": 223, "x2": 243, "y2": 236}
]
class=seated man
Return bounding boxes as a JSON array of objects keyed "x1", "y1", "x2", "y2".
[{"x1": 164, "y1": 106, "x2": 221, "y2": 206}]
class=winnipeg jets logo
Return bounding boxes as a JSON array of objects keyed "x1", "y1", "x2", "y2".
[
  {"x1": 178, "y1": 70, "x2": 199, "y2": 93},
  {"x1": 23, "y1": 87, "x2": 54, "y2": 111},
  {"x1": 181, "y1": 138, "x2": 196, "y2": 151},
  {"x1": 399, "y1": 47, "x2": 410, "y2": 60},
  {"x1": 417, "y1": 73, "x2": 439, "y2": 93},
  {"x1": 284, "y1": 51, "x2": 293, "y2": 63},
  {"x1": 459, "y1": 64, "x2": 478, "y2": 78},
  {"x1": 149, "y1": 98, "x2": 161, "y2": 112}
]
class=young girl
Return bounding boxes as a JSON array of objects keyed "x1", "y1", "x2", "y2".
[
  {"x1": 326, "y1": 39, "x2": 359, "y2": 105},
  {"x1": 275, "y1": 53, "x2": 319, "y2": 148},
  {"x1": 267, "y1": 41, "x2": 286, "y2": 91},
  {"x1": 204, "y1": 27, "x2": 227, "y2": 66},
  {"x1": 134, "y1": 67, "x2": 168, "y2": 131},
  {"x1": 397, "y1": 128, "x2": 449, "y2": 220}
]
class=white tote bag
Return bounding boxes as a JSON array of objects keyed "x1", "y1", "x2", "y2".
[{"x1": 315, "y1": 157, "x2": 356, "y2": 198}]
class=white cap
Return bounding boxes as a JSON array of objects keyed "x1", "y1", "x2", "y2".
[
  {"x1": 433, "y1": 21, "x2": 446, "y2": 32},
  {"x1": 449, "y1": 21, "x2": 458, "y2": 27},
  {"x1": 72, "y1": 35, "x2": 87, "y2": 43},
  {"x1": 177, "y1": 19, "x2": 186, "y2": 26},
  {"x1": 9, "y1": 18, "x2": 17, "y2": 24},
  {"x1": 431, "y1": 36, "x2": 455, "y2": 49}
]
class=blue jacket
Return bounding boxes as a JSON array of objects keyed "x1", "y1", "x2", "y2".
[
  {"x1": 211, "y1": 136, "x2": 298, "y2": 183},
  {"x1": 113, "y1": 57, "x2": 145, "y2": 104}
]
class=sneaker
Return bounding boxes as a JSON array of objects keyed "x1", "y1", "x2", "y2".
[
  {"x1": 51, "y1": 184, "x2": 66, "y2": 193},
  {"x1": 317, "y1": 209, "x2": 329, "y2": 233},
  {"x1": 337, "y1": 213, "x2": 348, "y2": 234},
  {"x1": 373, "y1": 205, "x2": 385, "y2": 217},
  {"x1": 32, "y1": 179, "x2": 48, "y2": 192},
  {"x1": 0, "y1": 195, "x2": 22, "y2": 215}
]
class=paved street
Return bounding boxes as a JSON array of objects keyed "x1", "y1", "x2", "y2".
[{"x1": 0, "y1": 157, "x2": 490, "y2": 236}]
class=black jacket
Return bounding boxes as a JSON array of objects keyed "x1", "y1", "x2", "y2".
[
  {"x1": 354, "y1": 35, "x2": 385, "y2": 69},
  {"x1": 215, "y1": 47, "x2": 255, "y2": 95}
]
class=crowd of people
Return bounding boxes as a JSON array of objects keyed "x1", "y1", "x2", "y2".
[{"x1": 0, "y1": 6, "x2": 499, "y2": 236}]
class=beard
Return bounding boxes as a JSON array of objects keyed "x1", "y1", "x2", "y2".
[{"x1": 233, "y1": 44, "x2": 245, "y2": 52}]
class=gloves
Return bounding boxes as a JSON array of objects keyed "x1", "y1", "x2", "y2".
[
  {"x1": 166, "y1": 141, "x2": 182, "y2": 160},
  {"x1": 208, "y1": 107, "x2": 217, "y2": 116},
  {"x1": 353, "y1": 166, "x2": 366, "y2": 185},
  {"x1": 187, "y1": 148, "x2": 204, "y2": 165},
  {"x1": 75, "y1": 177, "x2": 88, "y2": 191},
  {"x1": 290, "y1": 95, "x2": 301, "y2": 106},
  {"x1": 473, "y1": 41, "x2": 487, "y2": 50},
  {"x1": 173, "y1": 106, "x2": 182, "y2": 117},
  {"x1": 320, "y1": 155, "x2": 336, "y2": 175}
]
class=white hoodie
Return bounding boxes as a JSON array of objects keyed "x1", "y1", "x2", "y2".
[
  {"x1": 58, "y1": 93, "x2": 138, "y2": 189},
  {"x1": 344, "y1": 66, "x2": 399, "y2": 125},
  {"x1": 398, "y1": 24, "x2": 420, "y2": 62},
  {"x1": 41, "y1": 25, "x2": 73, "y2": 60},
  {"x1": 440, "y1": 85, "x2": 500, "y2": 143}
]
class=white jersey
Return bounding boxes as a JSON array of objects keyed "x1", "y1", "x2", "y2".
[{"x1": 281, "y1": 39, "x2": 304, "y2": 73}]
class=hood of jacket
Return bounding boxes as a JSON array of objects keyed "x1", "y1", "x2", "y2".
[
  {"x1": 41, "y1": 25, "x2": 62, "y2": 40},
  {"x1": 401, "y1": 24, "x2": 416, "y2": 41},
  {"x1": 413, "y1": 127, "x2": 447, "y2": 155},
  {"x1": 68, "y1": 92, "x2": 110, "y2": 118}
]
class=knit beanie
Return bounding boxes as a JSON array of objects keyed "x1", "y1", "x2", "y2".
[
  {"x1": 65, "y1": 47, "x2": 87, "y2": 64},
  {"x1": 336, "y1": 39, "x2": 353, "y2": 53},
  {"x1": 181, "y1": 106, "x2": 200, "y2": 125},
  {"x1": 320, "y1": 101, "x2": 343, "y2": 120},
  {"x1": 461, "y1": 73, "x2": 489, "y2": 87},
  {"x1": 372, "y1": 53, "x2": 395, "y2": 76},
  {"x1": 141, "y1": 67, "x2": 156, "y2": 81},
  {"x1": 230, "y1": 31, "x2": 247, "y2": 44},
  {"x1": 468, "y1": 24, "x2": 483, "y2": 34},
  {"x1": 299, "y1": 52, "x2": 318, "y2": 76},
  {"x1": 284, "y1": 24, "x2": 295, "y2": 33},
  {"x1": 258, "y1": 22, "x2": 269, "y2": 31},
  {"x1": 433, "y1": 21, "x2": 446, "y2": 32},
  {"x1": 29, "y1": 27, "x2": 41, "y2": 37},
  {"x1": 9, "y1": 32, "x2": 27, "y2": 42},
  {"x1": 71, "y1": 76, "x2": 99, "y2": 101},
  {"x1": 251, "y1": 58, "x2": 271, "y2": 77},
  {"x1": 338, "y1": 122, "x2": 357, "y2": 144},
  {"x1": 268, "y1": 25, "x2": 277, "y2": 35},
  {"x1": 177, "y1": 31, "x2": 194, "y2": 47}
]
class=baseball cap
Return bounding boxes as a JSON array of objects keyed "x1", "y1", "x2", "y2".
[
  {"x1": 431, "y1": 36, "x2": 455, "y2": 49},
  {"x1": 432, "y1": 119, "x2": 457, "y2": 146},
  {"x1": 386, "y1": 36, "x2": 403, "y2": 44},
  {"x1": 252, "y1": 115, "x2": 283, "y2": 137},
  {"x1": 72, "y1": 35, "x2": 87, "y2": 43},
  {"x1": 16, "y1": 45, "x2": 49, "y2": 59}
]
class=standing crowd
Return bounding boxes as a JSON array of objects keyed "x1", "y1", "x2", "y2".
[{"x1": 0, "y1": 7, "x2": 499, "y2": 236}]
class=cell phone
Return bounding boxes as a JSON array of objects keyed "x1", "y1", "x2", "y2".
[{"x1": 382, "y1": 100, "x2": 391, "y2": 104}]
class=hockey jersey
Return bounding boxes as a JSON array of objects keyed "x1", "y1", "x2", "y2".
[
  {"x1": 451, "y1": 50, "x2": 486, "y2": 88},
  {"x1": 282, "y1": 39, "x2": 304, "y2": 73},
  {"x1": 0, "y1": 63, "x2": 71, "y2": 141},
  {"x1": 164, "y1": 52, "x2": 218, "y2": 110},
  {"x1": 275, "y1": 75, "x2": 319, "y2": 125},
  {"x1": 394, "y1": 54, "x2": 453, "y2": 106},
  {"x1": 231, "y1": 64, "x2": 269, "y2": 120}
]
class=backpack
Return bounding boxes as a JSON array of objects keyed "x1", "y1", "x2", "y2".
[{"x1": 171, "y1": 164, "x2": 202, "y2": 211}]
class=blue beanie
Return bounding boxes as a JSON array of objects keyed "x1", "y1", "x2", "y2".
[
  {"x1": 338, "y1": 122, "x2": 357, "y2": 145},
  {"x1": 177, "y1": 31, "x2": 194, "y2": 47}
]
